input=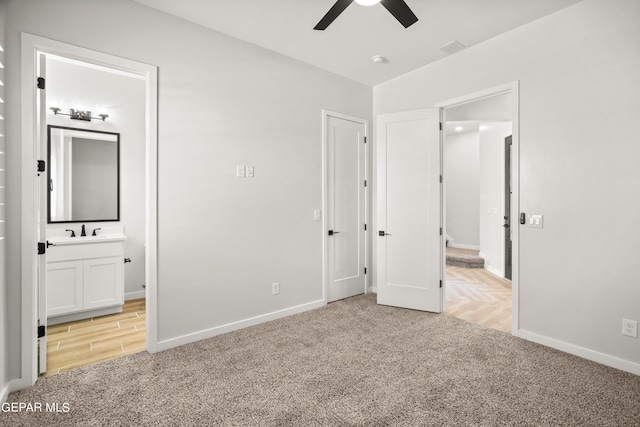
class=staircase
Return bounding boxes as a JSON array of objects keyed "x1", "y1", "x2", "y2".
[{"x1": 446, "y1": 247, "x2": 484, "y2": 269}]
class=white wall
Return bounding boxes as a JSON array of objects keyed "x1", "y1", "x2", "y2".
[
  {"x1": 46, "y1": 58, "x2": 147, "y2": 299},
  {"x1": 478, "y1": 123, "x2": 512, "y2": 276},
  {"x1": 4, "y1": 0, "x2": 371, "y2": 382},
  {"x1": 373, "y1": 0, "x2": 640, "y2": 369},
  {"x1": 444, "y1": 131, "x2": 479, "y2": 248}
]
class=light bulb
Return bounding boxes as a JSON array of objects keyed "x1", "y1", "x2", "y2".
[{"x1": 355, "y1": 0, "x2": 381, "y2": 6}]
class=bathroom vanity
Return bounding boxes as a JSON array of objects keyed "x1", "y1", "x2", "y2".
[{"x1": 46, "y1": 233, "x2": 127, "y2": 325}]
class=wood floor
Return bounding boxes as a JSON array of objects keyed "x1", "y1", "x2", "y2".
[
  {"x1": 445, "y1": 265, "x2": 512, "y2": 333},
  {"x1": 43, "y1": 298, "x2": 146, "y2": 377}
]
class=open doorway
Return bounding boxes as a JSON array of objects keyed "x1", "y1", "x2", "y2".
[
  {"x1": 20, "y1": 34, "x2": 158, "y2": 388},
  {"x1": 41, "y1": 54, "x2": 147, "y2": 376},
  {"x1": 438, "y1": 86, "x2": 518, "y2": 334}
]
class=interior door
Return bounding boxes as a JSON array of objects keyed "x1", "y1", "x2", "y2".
[
  {"x1": 376, "y1": 109, "x2": 442, "y2": 312},
  {"x1": 326, "y1": 114, "x2": 366, "y2": 302},
  {"x1": 37, "y1": 52, "x2": 48, "y2": 374}
]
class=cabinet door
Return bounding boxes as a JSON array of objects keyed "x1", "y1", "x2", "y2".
[
  {"x1": 47, "y1": 261, "x2": 84, "y2": 317},
  {"x1": 83, "y1": 256, "x2": 124, "y2": 310}
]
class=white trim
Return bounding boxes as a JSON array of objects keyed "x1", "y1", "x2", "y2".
[
  {"x1": 478, "y1": 251, "x2": 487, "y2": 259},
  {"x1": 518, "y1": 330, "x2": 640, "y2": 376},
  {"x1": 156, "y1": 299, "x2": 326, "y2": 351},
  {"x1": 484, "y1": 263, "x2": 504, "y2": 279},
  {"x1": 448, "y1": 243, "x2": 480, "y2": 251},
  {"x1": 0, "y1": 382, "x2": 9, "y2": 404},
  {"x1": 125, "y1": 290, "x2": 146, "y2": 301},
  {"x1": 437, "y1": 81, "x2": 520, "y2": 336},
  {"x1": 19, "y1": 33, "x2": 159, "y2": 390},
  {"x1": 321, "y1": 110, "x2": 369, "y2": 303}
]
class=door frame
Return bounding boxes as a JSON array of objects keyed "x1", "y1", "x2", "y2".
[
  {"x1": 436, "y1": 81, "x2": 520, "y2": 336},
  {"x1": 322, "y1": 110, "x2": 369, "y2": 302},
  {"x1": 18, "y1": 33, "x2": 158, "y2": 389}
]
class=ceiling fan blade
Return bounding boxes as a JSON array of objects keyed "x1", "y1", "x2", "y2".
[
  {"x1": 380, "y1": 0, "x2": 418, "y2": 28},
  {"x1": 314, "y1": 0, "x2": 354, "y2": 31}
]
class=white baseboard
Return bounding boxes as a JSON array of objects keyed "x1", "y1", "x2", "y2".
[
  {"x1": 518, "y1": 329, "x2": 640, "y2": 376},
  {"x1": 125, "y1": 291, "x2": 145, "y2": 301},
  {"x1": 0, "y1": 381, "x2": 9, "y2": 403},
  {"x1": 449, "y1": 243, "x2": 480, "y2": 251},
  {"x1": 484, "y1": 264, "x2": 504, "y2": 279},
  {"x1": 156, "y1": 299, "x2": 326, "y2": 352}
]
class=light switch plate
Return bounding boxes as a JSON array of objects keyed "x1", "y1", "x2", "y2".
[
  {"x1": 527, "y1": 214, "x2": 544, "y2": 228},
  {"x1": 236, "y1": 165, "x2": 246, "y2": 178},
  {"x1": 246, "y1": 166, "x2": 255, "y2": 178},
  {"x1": 314, "y1": 210, "x2": 321, "y2": 221}
]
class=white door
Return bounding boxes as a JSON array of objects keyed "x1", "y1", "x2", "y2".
[
  {"x1": 326, "y1": 113, "x2": 367, "y2": 302},
  {"x1": 37, "y1": 52, "x2": 48, "y2": 374},
  {"x1": 376, "y1": 109, "x2": 442, "y2": 312}
]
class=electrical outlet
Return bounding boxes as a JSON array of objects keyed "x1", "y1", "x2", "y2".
[
  {"x1": 272, "y1": 282, "x2": 280, "y2": 295},
  {"x1": 622, "y1": 319, "x2": 638, "y2": 338}
]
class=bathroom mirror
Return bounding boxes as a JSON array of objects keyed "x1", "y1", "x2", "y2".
[{"x1": 48, "y1": 125, "x2": 120, "y2": 223}]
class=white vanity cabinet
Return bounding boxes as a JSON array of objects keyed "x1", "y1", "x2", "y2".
[{"x1": 46, "y1": 236, "x2": 126, "y2": 321}]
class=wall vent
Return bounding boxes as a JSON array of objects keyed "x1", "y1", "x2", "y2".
[{"x1": 439, "y1": 40, "x2": 466, "y2": 55}]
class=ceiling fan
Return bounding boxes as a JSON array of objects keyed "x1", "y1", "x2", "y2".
[{"x1": 314, "y1": 0, "x2": 418, "y2": 31}]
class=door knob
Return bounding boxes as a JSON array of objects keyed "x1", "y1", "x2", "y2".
[
  {"x1": 378, "y1": 231, "x2": 391, "y2": 236},
  {"x1": 328, "y1": 230, "x2": 340, "y2": 236}
]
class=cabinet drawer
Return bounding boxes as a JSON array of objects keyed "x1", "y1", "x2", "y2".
[{"x1": 47, "y1": 241, "x2": 123, "y2": 262}]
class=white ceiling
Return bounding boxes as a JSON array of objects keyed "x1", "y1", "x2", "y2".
[{"x1": 132, "y1": 0, "x2": 582, "y2": 86}]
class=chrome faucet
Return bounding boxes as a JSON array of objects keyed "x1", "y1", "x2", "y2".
[{"x1": 81, "y1": 224, "x2": 86, "y2": 237}]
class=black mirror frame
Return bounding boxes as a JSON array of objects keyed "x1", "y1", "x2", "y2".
[{"x1": 47, "y1": 125, "x2": 121, "y2": 224}]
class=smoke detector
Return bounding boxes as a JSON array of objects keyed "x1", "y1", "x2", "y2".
[{"x1": 372, "y1": 55, "x2": 386, "y2": 64}]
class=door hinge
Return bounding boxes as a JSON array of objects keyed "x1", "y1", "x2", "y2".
[
  {"x1": 439, "y1": 175, "x2": 443, "y2": 183},
  {"x1": 37, "y1": 242, "x2": 46, "y2": 255},
  {"x1": 440, "y1": 280, "x2": 443, "y2": 288},
  {"x1": 38, "y1": 325, "x2": 46, "y2": 338},
  {"x1": 364, "y1": 267, "x2": 367, "y2": 274},
  {"x1": 364, "y1": 136, "x2": 367, "y2": 144},
  {"x1": 364, "y1": 180, "x2": 367, "y2": 187},
  {"x1": 37, "y1": 77, "x2": 45, "y2": 90},
  {"x1": 439, "y1": 122, "x2": 443, "y2": 131},
  {"x1": 364, "y1": 224, "x2": 367, "y2": 231},
  {"x1": 37, "y1": 160, "x2": 46, "y2": 173},
  {"x1": 439, "y1": 227, "x2": 443, "y2": 236}
]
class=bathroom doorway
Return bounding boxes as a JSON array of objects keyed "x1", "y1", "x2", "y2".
[{"x1": 21, "y1": 34, "x2": 158, "y2": 386}]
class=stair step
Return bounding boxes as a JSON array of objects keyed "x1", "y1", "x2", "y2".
[{"x1": 446, "y1": 247, "x2": 484, "y2": 269}]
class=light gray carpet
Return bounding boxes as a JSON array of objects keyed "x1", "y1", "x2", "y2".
[{"x1": 5, "y1": 294, "x2": 640, "y2": 426}]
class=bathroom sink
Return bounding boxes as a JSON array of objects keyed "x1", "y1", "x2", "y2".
[{"x1": 48, "y1": 234, "x2": 127, "y2": 245}]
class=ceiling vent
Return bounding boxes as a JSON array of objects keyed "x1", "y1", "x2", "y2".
[{"x1": 439, "y1": 40, "x2": 466, "y2": 55}]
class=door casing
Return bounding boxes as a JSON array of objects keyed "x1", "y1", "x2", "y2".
[
  {"x1": 17, "y1": 33, "x2": 158, "y2": 390},
  {"x1": 436, "y1": 81, "x2": 520, "y2": 335}
]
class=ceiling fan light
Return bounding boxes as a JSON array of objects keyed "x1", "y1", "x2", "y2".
[{"x1": 355, "y1": 0, "x2": 381, "y2": 6}]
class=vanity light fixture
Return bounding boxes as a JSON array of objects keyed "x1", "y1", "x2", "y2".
[{"x1": 50, "y1": 106, "x2": 109, "y2": 122}]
